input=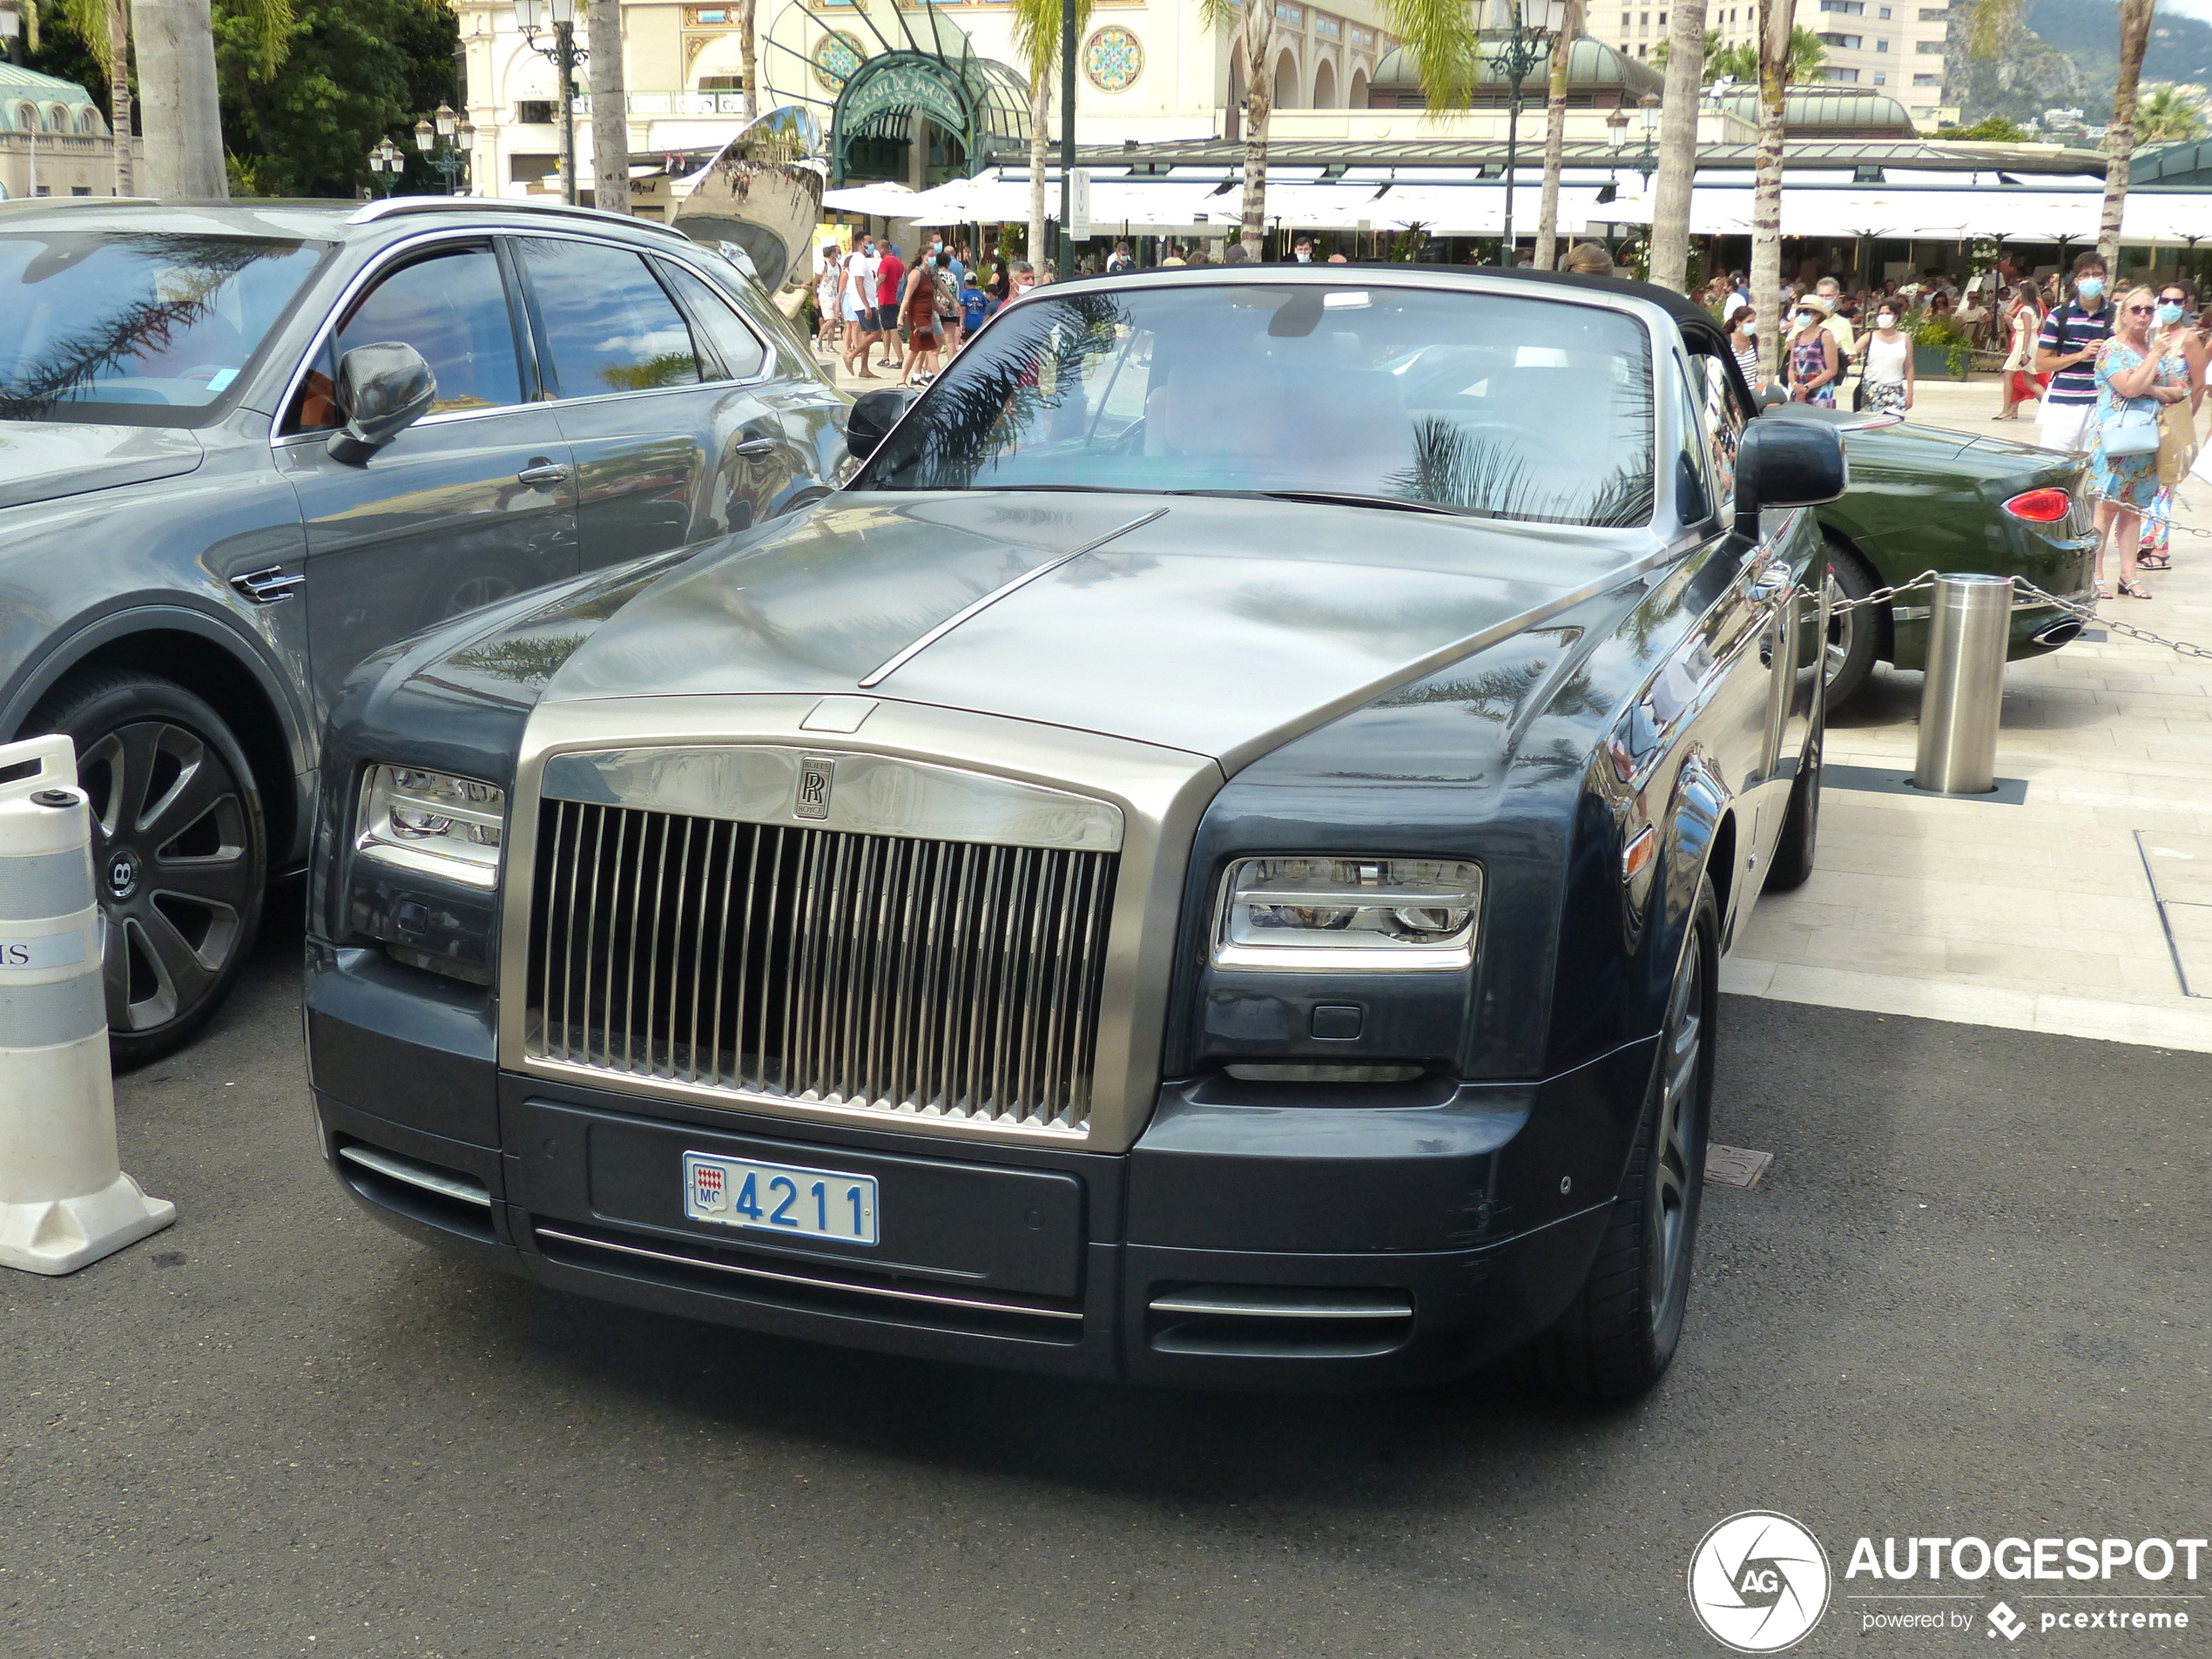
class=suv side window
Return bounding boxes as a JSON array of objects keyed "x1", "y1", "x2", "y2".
[
  {"x1": 283, "y1": 244, "x2": 523, "y2": 433},
  {"x1": 514, "y1": 236, "x2": 701, "y2": 397},
  {"x1": 657, "y1": 260, "x2": 767, "y2": 381}
]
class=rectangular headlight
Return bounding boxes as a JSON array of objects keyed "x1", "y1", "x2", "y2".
[
  {"x1": 1213, "y1": 856, "x2": 1482, "y2": 971},
  {"x1": 355, "y1": 765, "x2": 506, "y2": 889}
]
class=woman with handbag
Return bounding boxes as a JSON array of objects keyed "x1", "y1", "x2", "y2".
[
  {"x1": 1997, "y1": 286, "x2": 2043, "y2": 421},
  {"x1": 2090, "y1": 293, "x2": 2191, "y2": 599},
  {"x1": 2135, "y1": 281, "x2": 2206, "y2": 571}
]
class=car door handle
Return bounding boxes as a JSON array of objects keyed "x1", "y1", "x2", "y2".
[
  {"x1": 733, "y1": 437, "x2": 778, "y2": 458},
  {"x1": 229, "y1": 566, "x2": 304, "y2": 604},
  {"x1": 516, "y1": 460, "x2": 570, "y2": 486}
]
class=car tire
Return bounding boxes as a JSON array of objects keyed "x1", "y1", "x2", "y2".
[
  {"x1": 1821, "y1": 543, "x2": 1881, "y2": 710},
  {"x1": 1513, "y1": 875, "x2": 1716, "y2": 1402},
  {"x1": 24, "y1": 671, "x2": 268, "y2": 1069},
  {"x1": 1763, "y1": 713, "x2": 1823, "y2": 894}
]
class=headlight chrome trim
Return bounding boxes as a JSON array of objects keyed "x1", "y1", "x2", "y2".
[
  {"x1": 1211, "y1": 855, "x2": 1483, "y2": 973},
  {"x1": 355, "y1": 764, "x2": 507, "y2": 891}
]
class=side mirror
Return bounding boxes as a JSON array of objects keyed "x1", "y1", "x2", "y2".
[
  {"x1": 327, "y1": 341, "x2": 436, "y2": 465},
  {"x1": 1733, "y1": 416, "x2": 1847, "y2": 541},
  {"x1": 846, "y1": 387, "x2": 916, "y2": 465}
]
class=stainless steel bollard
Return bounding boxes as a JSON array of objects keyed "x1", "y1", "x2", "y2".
[{"x1": 1912, "y1": 573, "x2": 2011, "y2": 795}]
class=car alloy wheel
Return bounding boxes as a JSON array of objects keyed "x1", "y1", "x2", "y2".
[
  {"x1": 1512, "y1": 876, "x2": 1716, "y2": 1400},
  {"x1": 25, "y1": 671, "x2": 268, "y2": 1065},
  {"x1": 80, "y1": 720, "x2": 257, "y2": 1034},
  {"x1": 1821, "y1": 544, "x2": 1880, "y2": 708}
]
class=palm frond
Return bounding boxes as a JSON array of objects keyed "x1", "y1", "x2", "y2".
[
  {"x1": 1378, "y1": 0, "x2": 1480, "y2": 115},
  {"x1": 61, "y1": 0, "x2": 114, "y2": 74},
  {"x1": 219, "y1": 0, "x2": 298, "y2": 82},
  {"x1": 1010, "y1": 0, "x2": 1092, "y2": 84}
]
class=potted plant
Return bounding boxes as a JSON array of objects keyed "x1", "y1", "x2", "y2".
[{"x1": 1907, "y1": 313, "x2": 1974, "y2": 381}]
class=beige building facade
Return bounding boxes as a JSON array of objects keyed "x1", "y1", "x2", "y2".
[
  {"x1": 455, "y1": 0, "x2": 1399, "y2": 206},
  {"x1": 1601, "y1": 0, "x2": 1958, "y2": 129},
  {"x1": 0, "y1": 64, "x2": 118, "y2": 202}
]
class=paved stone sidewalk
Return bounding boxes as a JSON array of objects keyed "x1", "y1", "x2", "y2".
[{"x1": 1726, "y1": 376, "x2": 2212, "y2": 1051}]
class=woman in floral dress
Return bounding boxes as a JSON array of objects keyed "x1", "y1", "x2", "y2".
[
  {"x1": 2091, "y1": 293, "x2": 2191, "y2": 600},
  {"x1": 2134, "y1": 281, "x2": 2207, "y2": 572}
]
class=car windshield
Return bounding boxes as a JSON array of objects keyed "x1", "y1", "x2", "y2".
[
  {"x1": 857, "y1": 281, "x2": 1656, "y2": 527},
  {"x1": 0, "y1": 231, "x2": 329, "y2": 424}
]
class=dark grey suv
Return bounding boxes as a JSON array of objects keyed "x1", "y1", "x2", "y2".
[{"x1": 0, "y1": 196, "x2": 850, "y2": 1061}]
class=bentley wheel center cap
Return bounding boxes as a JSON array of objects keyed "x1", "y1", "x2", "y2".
[{"x1": 106, "y1": 846, "x2": 142, "y2": 901}]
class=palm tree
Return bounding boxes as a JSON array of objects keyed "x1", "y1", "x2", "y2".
[
  {"x1": 589, "y1": 0, "x2": 630, "y2": 213},
  {"x1": 1651, "y1": 27, "x2": 1727, "y2": 78},
  {"x1": 64, "y1": 0, "x2": 292, "y2": 199},
  {"x1": 133, "y1": 0, "x2": 233, "y2": 195},
  {"x1": 1749, "y1": 0, "x2": 1790, "y2": 382},
  {"x1": 2098, "y1": 0, "x2": 2156, "y2": 272},
  {"x1": 740, "y1": 0, "x2": 758, "y2": 120},
  {"x1": 1534, "y1": 0, "x2": 1584, "y2": 270},
  {"x1": 2137, "y1": 84, "x2": 2206, "y2": 145},
  {"x1": 63, "y1": 0, "x2": 134, "y2": 192},
  {"x1": 1201, "y1": 0, "x2": 1280, "y2": 255},
  {"x1": 1012, "y1": 0, "x2": 1094, "y2": 268},
  {"x1": 1649, "y1": 0, "x2": 1709, "y2": 291}
]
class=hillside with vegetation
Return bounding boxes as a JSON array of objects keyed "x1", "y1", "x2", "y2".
[{"x1": 1948, "y1": 0, "x2": 2212, "y2": 128}]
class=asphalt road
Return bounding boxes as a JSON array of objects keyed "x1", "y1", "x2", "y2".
[{"x1": 3, "y1": 901, "x2": 2206, "y2": 1659}]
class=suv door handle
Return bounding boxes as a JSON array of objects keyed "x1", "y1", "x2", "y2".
[
  {"x1": 516, "y1": 460, "x2": 570, "y2": 486},
  {"x1": 732, "y1": 437, "x2": 778, "y2": 458},
  {"x1": 229, "y1": 566, "x2": 304, "y2": 604}
]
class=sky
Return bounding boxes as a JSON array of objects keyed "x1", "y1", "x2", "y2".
[{"x1": 2161, "y1": 0, "x2": 2212, "y2": 24}]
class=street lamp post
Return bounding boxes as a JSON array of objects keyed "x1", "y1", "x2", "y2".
[
  {"x1": 516, "y1": 0, "x2": 586, "y2": 206},
  {"x1": 1635, "y1": 90, "x2": 1660, "y2": 189},
  {"x1": 367, "y1": 138, "x2": 404, "y2": 199},
  {"x1": 415, "y1": 104, "x2": 473, "y2": 194},
  {"x1": 1483, "y1": 0, "x2": 1567, "y2": 267}
]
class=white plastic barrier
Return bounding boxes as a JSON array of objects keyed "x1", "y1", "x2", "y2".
[{"x1": 0, "y1": 734, "x2": 175, "y2": 1275}]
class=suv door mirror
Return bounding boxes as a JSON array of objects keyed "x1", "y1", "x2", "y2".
[
  {"x1": 846, "y1": 387, "x2": 916, "y2": 464},
  {"x1": 1733, "y1": 416, "x2": 1847, "y2": 541},
  {"x1": 327, "y1": 341, "x2": 437, "y2": 465}
]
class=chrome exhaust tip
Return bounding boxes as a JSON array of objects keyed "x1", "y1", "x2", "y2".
[{"x1": 2032, "y1": 619, "x2": 2085, "y2": 648}]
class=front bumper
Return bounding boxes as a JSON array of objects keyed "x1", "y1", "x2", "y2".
[{"x1": 306, "y1": 941, "x2": 1651, "y2": 1389}]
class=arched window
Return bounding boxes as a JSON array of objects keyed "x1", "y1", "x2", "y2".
[
  {"x1": 1272, "y1": 50, "x2": 1300, "y2": 109},
  {"x1": 13, "y1": 104, "x2": 37, "y2": 133},
  {"x1": 1349, "y1": 66, "x2": 1370, "y2": 107},
  {"x1": 46, "y1": 105, "x2": 69, "y2": 132},
  {"x1": 1312, "y1": 57, "x2": 1337, "y2": 107},
  {"x1": 76, "y1": 106, "x2": 100, "y2": 134}
]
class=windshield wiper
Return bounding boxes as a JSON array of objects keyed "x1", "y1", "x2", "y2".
[{"x1": 1164, "y1": 489, "x2": 1487, "y2": 518}]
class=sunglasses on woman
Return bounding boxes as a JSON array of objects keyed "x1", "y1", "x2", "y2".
[{"x1": 2124, "y1": 304, "x2": 2156, "y2": 315}]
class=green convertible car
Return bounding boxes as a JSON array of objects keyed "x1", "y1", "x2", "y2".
[{"x1": 1778, "y1": 406, "x2": 2097, "y2": 707}]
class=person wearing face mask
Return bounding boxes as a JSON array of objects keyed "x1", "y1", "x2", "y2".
[
  {"x1": 2134, "y1": 280, "x2": 2206, "y2": 571},
  {"x1": 2087, "y1": 288, "x2": 2189, "y2": 599},
  {"x1": 1291, "y1": 236, "x2": 1315, "y2": 264},
  {"x1": 2034, "y1": 253, "x2": 2115, "y2": 454},
  {"x1": 1862, "y1": 303, "x2": 1914, "y2": 415},
  {"x1": 1786, "y1": 297, "x2": 1842, "y2": 407}
]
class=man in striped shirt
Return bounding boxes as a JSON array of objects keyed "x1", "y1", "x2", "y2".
[{"x1": 2034, "y1": 252, "x2": 2114, "y2": 454}]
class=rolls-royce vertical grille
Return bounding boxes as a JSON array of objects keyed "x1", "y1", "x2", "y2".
[{"x1": 524, "y1": 801, "x2": 1117, "y2": 1133}]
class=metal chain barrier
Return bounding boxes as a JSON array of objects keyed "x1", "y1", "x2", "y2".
[
  {"x1": 2009, "y1": 576, "x2": 2212, "y2": 661},
  {"x1": 1827, "y1": 570, "x2": 1942, "y2": 616},
  {"x1": 1819, "y1": 568, "x2": 2212, "y2": 660}
]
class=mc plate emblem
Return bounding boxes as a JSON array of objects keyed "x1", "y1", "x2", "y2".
[{"x1": 795, "y1": 754, "x2": 836, "y2": 820}]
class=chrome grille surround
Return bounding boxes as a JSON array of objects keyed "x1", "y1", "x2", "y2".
[
  {"x1": 497, "y1": 696, "x2": 1224, "y2": 1154},
  {"x1": 526, "y1": 800, "x2": 1117, "y2": 1132}
]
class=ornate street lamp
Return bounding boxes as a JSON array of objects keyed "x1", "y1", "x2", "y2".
[
  {"x1": 367, "y1": 137, "x2": 404, "y2": 199},
  {"x1": 415, "y1": 104, "x2": 470, "y2": 194},
  {"x1": 515, "y1": 0, "x2": 587, "y2": 206},
  {"x1": 1483, "y1": 0, "x2": 1568, "y2": 266},
  {"x1": 1635, "y1": 90, "x2": 1661, "y2": 189}
]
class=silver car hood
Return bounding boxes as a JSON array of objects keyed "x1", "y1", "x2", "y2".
[
  {"x1": 540, "y1": 490, "x2": 1663, "y2": 772},
  {"x1": 0, "y1": 421, "x2": 204, "y2": 511}
]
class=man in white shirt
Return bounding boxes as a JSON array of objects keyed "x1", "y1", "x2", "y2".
[
  {"x1": 840, "y1": 237, "x2": 880, "y2": 381},
  {"x1": 1816, "y1": 276, "x2": 1856, "y2": 365}
]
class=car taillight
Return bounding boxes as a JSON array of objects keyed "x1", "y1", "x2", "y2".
[{"x1": 2004, "y1": 488, "x2": 2072, "y2": 523}]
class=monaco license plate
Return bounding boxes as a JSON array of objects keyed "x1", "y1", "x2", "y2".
[{"x1": 683, "y1": 1151, "x2": 879, "y2": 1245}]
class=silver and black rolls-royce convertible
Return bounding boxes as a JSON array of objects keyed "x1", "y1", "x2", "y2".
[{"x1": 305, "y1": 266, "x2": 1844, "y2": 1396}]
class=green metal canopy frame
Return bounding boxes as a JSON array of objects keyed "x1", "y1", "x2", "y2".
[
  {"x1": 831, "y1": 49, "x2": 1029, "y2": 186},
  {"x1": 758, "y1": 0, "x2": 1028, "y2": 187}
]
